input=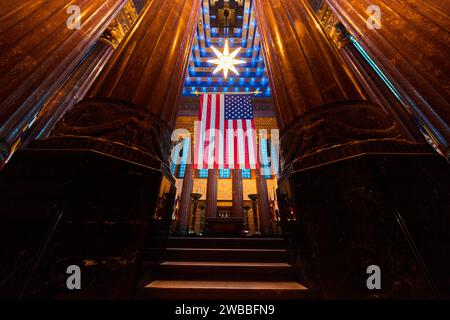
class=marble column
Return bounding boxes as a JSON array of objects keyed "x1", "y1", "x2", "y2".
[
  {"x1": 20, "y1": 42, "x2": 115, "y2": 147},
  {"x1": 326, "y1": 0, "x2": 450, "y2": 157},
  {"x1": 255, "y1": 0, "x2": 366, "y2": 130},
  {"x1": 206, "y1": 169, "x2": 218, "y2": 218},
  {"x1": 312, "y1": 3, "x2": 423, "y2": 143},
  {"x1": 32, "y1": 0, "x2": 201, "y2": 169},
  {"x1": 231, "y1": 169, "x2": 244, "y2": 217},
  {"x1": 254, "y1": 0, "x2": 445, "y2": 299},
  {"x1": 255, "y1": 169, "x2": 273, "y2": 236},
  {"x1": 338, "y1": 42, "x2": 422, "y2": 142},
  {"x1": 176, "y1": 136, "x2": 194, "y2": 235},
  {"x1": 85, "y1": 0, "x2": 199, "y2": 128},
  {"x1": 0, "y1": 0, "x2": 201, "y2": 299},
  {"x1": 0, "y1": 0, "x2": 128, "y2": 164},
  {"x1": 254, "y1": 0, "x2": 415, "y2": 172}
]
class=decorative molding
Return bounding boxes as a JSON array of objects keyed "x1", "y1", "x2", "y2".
[
  {"x1": 178, "y1": 96, "x2": 276, "y2": 118},
  {"x1": 316, "y1": 2, "x2": 350, "y2": 48},
  {"x1": 50, "y1": 98, "x2": 172, "y2": 165},
  {"x1": 280, "y1": 100, "x2": 405, "y2": 168},
  {"x1": 100, "y1": 0, "x2": 138, "y2": 49},
  {"x1": 174, "y1": 115, "x2": 278, "y2": 132}
]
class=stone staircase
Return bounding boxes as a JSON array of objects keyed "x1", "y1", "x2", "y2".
[{"x1": 143, "y1": 237, "x2": 309, "y2": 300}]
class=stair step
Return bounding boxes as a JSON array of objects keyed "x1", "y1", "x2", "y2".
[
  {"x1": 165, "y1": 248, "x2": 287, "y2": 262},
  {"x1": 144, "y1": 280, "x2": 309, "y2": 300},
  {"x1": 168, "y1": 237, "x2": 285, "y2": 249},
  {"x1": 158, "y1": 261, "x2": 294, "y2": 281}
]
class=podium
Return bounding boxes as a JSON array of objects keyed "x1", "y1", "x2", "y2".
[{"x1": 204, "y1": 217, "x2": 244, "y2": 237}]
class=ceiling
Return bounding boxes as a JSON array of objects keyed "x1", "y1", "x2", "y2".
[{"x1": 182, "y1": 0, "x2": 271, "y2": 97}]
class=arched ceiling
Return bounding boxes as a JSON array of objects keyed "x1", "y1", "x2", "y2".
[{"x1": 183, "y1": 0, "x2": 271, "y2": 97}]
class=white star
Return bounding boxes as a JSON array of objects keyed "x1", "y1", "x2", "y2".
[{"x1": 208, "y1": 40, "x2": 245, "y2": 79}]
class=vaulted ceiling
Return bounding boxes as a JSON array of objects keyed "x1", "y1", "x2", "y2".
[{"x1": 182, "y1": 0, "x2": 271, "y2": 97}]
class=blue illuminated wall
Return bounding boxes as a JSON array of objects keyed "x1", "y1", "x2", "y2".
[{"x1": 183, "y1": 0, "x2": 271, "y2": 97}]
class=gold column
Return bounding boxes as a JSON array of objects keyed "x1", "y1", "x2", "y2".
[
  {"x1": 326, "y1": 0, "x2": 450, "y2": 157},
  {"x1": 206, "y1": 169, "x2": 218, "y2": 218},
  {"x1": 255, "y1": 169, "x2": 273, "y2": 236},
  {"x1": 0, "y1": 0, "x2": 128, "y2": 163},
  {"x1": 39, "y1": 0, "x2": 201, "y2": 168},
  {"x1": 254, "y1": 0, "x2": 418, "y2": 171},
  {"x1": 231, "y1": 169, "x2": 244, "y2": 217},
  {"x1": 20, "y1": 42, "x2": 114, "y2": 146},
  {"x1": 176, "y1": 139, "x2": 195, "y2": 235},
  {"x1": 314, "y1": 2, "x2": 423, "y2": 142},
  {"x1": 86, "y1": 0, "x2": 199, "y2": 127},
  {"x1": 19, "y1": 1, "x2": 140, "y2": 147},
  {"x1": 255, "y1": 0, "x2": 366, "y2": 129}
]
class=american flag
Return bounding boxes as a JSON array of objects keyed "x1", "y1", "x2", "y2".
[{"x1": 194, "y1": 94, "x2": 259, "y2": 169}]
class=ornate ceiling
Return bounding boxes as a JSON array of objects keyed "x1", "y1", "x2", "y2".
[{"x1": 182, "y1": 0, "x2": 271, "y2": 97}]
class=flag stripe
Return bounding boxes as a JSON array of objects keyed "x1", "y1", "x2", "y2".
[
  {"x1": 194, "y1": 94, "x2": 258, "y2": 170},
  {"x1": 195, "y1": 95, "x2": 207, "y2": 169},
  {"x1": 203, "y1": 95, "x2": 211, "y2": 169},
  {"x1": 242, "y1": 120, "x2": 250, "y2": 169},
  {"x1": 237, "y1": 120, "x2": 245, "y2": 169},
  {"x1": 227, "y1": 120, "x2": 234, "y2": 169},
  {"x1": 253, "y1": 120, "x2": 259, "y2": 168},
  {"x1": 218, "y1": 94, "x2": 225, "y2": 169},
  {"x1": 214, "y1": 94, "x2": 221, "y2": 169},
  {"x1": 233, "y1": 120, "x2": 240, "y2": 169},
  {"x1": 248, "y1": 119, "x2": 258, "y2": 169},
  {"x1": 224, "y1": 118, "x2": 229, "y2": 169},
  {"x1": 208, "y1": 95, "x2": 216, "y2": 169},
  {"x1": 193, "y1": 95, "x2": 202, "y2": 169},
  {"x1": 202, "y1": 95, "x2": 209, "y2": 169}
]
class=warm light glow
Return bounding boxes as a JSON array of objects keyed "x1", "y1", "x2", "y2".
[{"x1": 208, "y1": 40, "x2": 245, "y2": 79}]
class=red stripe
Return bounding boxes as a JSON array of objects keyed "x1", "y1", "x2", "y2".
[
  {"x1": 213, "y1": 94, "x2": 221, "y2": 169},
  {"x1": 223, "y1": 120, "x2": 229, "y2": 169},
  {"x1": 194, "y1": 95, "x2": 204, "y2": 169},
  {"x1": 198, "y1": 95, "x2": 204, "y2": 121},
  {"x1": 203, "y1": 94, "x2": 212, "y2": 169},
  {"x1": 233, "y1": 120, "x2": 238, "y2": 169},
  {"x1": 242, "y1": 120, "x2": 250, "y2": 169}
]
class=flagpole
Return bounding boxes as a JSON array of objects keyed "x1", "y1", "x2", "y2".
[{"x1": 191, "y1": 90, "x2": 262, "y2": 96}]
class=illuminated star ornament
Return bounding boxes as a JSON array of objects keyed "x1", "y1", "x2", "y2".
[{"x1": 208, "y1": 40, "x2": 245, "y2": 79}]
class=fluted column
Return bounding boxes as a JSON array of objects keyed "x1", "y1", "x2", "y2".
[
  {"x1": 254, "y1": 0, "x2": 414, "y2": 171},
  {"x1": 326, "y1": 0, "x2": 450, "y2": 157},
  {"x1": 86, "y1": 0, "x2": 199, "y2": 127},
  {"x1": 231, "y1": 169, "x2": 244, "y2": 217},
  {"x1": 254, "y1": 0, "x2": 449, "y2": 299},
  {"x1": 0, "y1": 0, "x2": 127, "y2": 163},
  {"x1": 338, "y1": 42, "x2": 423, "y2": 143},
  {"x1": 20, "y1": 42, "x2": 115, "y2": 146},
  {"x1": 35, "y1": 0, "x2": 201, "y2": 168},
  {"x1": 176, "y1": 138, "x2": 194, "y2": 235},
  {"x1": 255, "y1": 169, "x2": 273, "y2": 236},
  {"x1": 255, "y1": 0, "x2": 366, "y2": 129},
  {"x1": 206, "y1": 169, "x2": 218, "y2": 218}
]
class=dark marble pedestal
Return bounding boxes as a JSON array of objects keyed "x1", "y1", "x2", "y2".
[
  {"x1": 278, "y1": 151, "x2": 450, "y2": 299},
  {"x1": 0, "y1": 141, "x2": 175, "y2": 299},
  {"x1": 204, "y1": 217, "x2": 244, "y2": 237}
]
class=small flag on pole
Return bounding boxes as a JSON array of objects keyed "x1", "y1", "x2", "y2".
[{"x1": 194, "y1": 94, "x2": 259, "y2": 169}]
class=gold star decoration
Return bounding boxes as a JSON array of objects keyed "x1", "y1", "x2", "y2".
[{"x1": 208, "y1": 40, "x2": 245, "y2": 79}]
